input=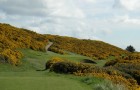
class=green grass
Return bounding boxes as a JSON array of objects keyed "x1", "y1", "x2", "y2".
[
  {"x1": 20, "y1": 49, "x2": 107, "y2": 68},
  {"x1": 0, "y1": 71, "x2": 106, "y2": 90},
  {"x1": 21, "y1": 49, "x2": 93, "y2": 62},
  {"x1": 0, "y1": 75, "x2": 90, "y2": 90},
  {"x1": 0, "y1": 49, "x2": 108, "y2": 90},
  {"x1": 20, "y1": 49, "x2": 100, "y2": 70},
  {"x1": 95, "y1": 60, "x2": 108, "y2": 67}
]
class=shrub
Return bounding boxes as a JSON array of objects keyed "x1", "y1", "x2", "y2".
[
  {"x1": 0, "y1": 49, "x2": 23, "y2": 66},
  {"x1": 46, "y1": 58, "x2": 139, "y2": 90},
  {"x1": 104, "y1": 60, "x2": 118, "y2": 67},
  {"x1": 46, "y1": 34, "x2": 127, "y2": 60},
  {"x1": 0, "y1": 23, "x2": 48, "y2": 65},
  {"x1": 49, "y1": 47, "x2": 66, "y2": 55},
  {"x1": 50, "y1": 61, "x2": 94, "y2": 74},
  {"x1": 114, "y1": 63, "x2": 140, "y2": 84},
  {"x1": 90, "y1": 73, "x2": 138, "y2": 90},
  {"x1": 45, "y1": 57, "x2": 64, "y2": 70}
]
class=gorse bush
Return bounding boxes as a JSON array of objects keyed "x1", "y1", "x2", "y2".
[
  {"x1": 104, "y1": 52, "x2": 140, "y2": 86},
  {"x1": 90, "y1": 73, "x2": 138, "y2": 90},
  {"x1": 0, "y1": 23, "x2": 48, "y2": 65},
  {"x1": 46, "y1": 58, "x2": 95, "y2": 74},
  {"x1": 0, "y1": 49, "x2": 23, "y2": 65},
  {"x1": 46, "y1": 34, "x2": 128, "y2": 60},
  {"x1": 46, "y1": 58, "x2": 139, "y2": 90},
  {"x1": 45, "y1": 57, "x2": 64, "y2": 70},
  {"x1": 114, "y1": 63, "x2": 140, "y2": 85},
  {"x1": 48, "y1": 47, "x2": 66, "y2": 55},
  {"x1": 104, "y1": 59, "x2": 118, "y2": 67},
  {"x1": 50, "y1": 61, "x2": 94, "y2": 74}
]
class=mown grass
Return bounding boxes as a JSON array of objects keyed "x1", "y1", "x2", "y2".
[
  {"x1": 0, "y1": 75, "x2": 90, "y2": 90},
  {"x1": 0, "y1": 49, "x2": 108, "y2": 90}
]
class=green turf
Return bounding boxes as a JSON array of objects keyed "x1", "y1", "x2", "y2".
[
  {"x1": 0, "y1": 76, "x2": 90, "y2": 90},
  {"x1": 20, "y1": 49, "x2": 99, "y2": 70},
  {"x1": 95, "y1": 60, "x2": 107, "y2": 67},
  {"x1": 20, "y1": 49, "x2": 106, "y2": 68},
  {"x1": 0, "y1": 49, "x2": 103, "y2": 72},
  {"x1": 0, "y1": 49, "x2": 107, "y2": 90}
]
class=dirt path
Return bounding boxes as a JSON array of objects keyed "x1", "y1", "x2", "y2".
[{"x1": 45, "y1": 42, "x2": 53, "y2": 52}]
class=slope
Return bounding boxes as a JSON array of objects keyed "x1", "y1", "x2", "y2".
[
  {"x1": 0, "y1": 49, "x2": 105, "y2": 90},
  {"x1": 46, "y1": 34, "x2": 128, "y2": 60},
  {"x1": 0, "y1": 23, "x2": 48, "y2": 65}
]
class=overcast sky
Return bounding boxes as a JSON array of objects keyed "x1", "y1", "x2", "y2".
[{"x1": 0, "y1": 0, "x2": 140, "y2": 51}]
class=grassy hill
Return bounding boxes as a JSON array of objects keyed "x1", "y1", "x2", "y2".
[
  {"x1": 0, "y1": 49, "x2": 107, "y2": 90},
  {"x1": 46, "y1": 34, "x2": 128, "y2": 60},
  {"x1": 0, "y1": 48, "x2": 139, "y2": 90},
  {"x1": 105, "y1": 52, "x2": 140, "y2": 85},
  {"x1": 0, "y1": 23, "x2": 139, "y2": 90},
  {"x1": 0, "y1": 23, "x2": 128, "y2": 66},
  {"x1": 0, "y1": 23, "x2": 48, "y2": 65}
]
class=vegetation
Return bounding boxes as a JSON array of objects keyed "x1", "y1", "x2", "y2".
[
  {"x1": 93, "y1": 80, "x2": 127, "y2": 90},
  {"x1": 46, "y1": 58, "x2": 95, "y2": 74},
  {"x1": 126, "y1": 45, "x2": 136, "y2": 52},
  {"x1": 46, "y1": 57, "x2": 139, "y2": 90},
  {"x1": 0, "y1": 23, "x2": 129, "y2": 66},
  {"x1": 46, "y1": 34, "x2": 128, "y2": 60},
  {"x1": 0, "y1": 49, "x2": 109, "y2": 90},
  {"x1": 0, "y1": 23, "x2": 48, "y2": 65},
  {"x1": 0, "y1": 23, "x2": 140, "y2": 90},
  {"x1": 0, "y1": 49, "x2": 23, "y2": 65},
  {"x1": 104, "y1": 53, "x2": 140, "y2": 86},
  {"x1": 48, "y1": 47, "x2": 67, "y2": 55}
]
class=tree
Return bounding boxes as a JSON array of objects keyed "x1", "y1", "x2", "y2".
[{"x1": 126, "y1": 45, "x2": 135, "y2": 52}]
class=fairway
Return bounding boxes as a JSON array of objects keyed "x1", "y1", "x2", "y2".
[
  {"x1": 0, "y1": 76, "x2": 90, "y2": 90},
  {"x1": 0, "y1": 20, "x2": 139, "y2": 90},
  {"x1": 0, "y1": 49, "x2": 107, "y2": 90},
  {"x1": 0, "y1": 49, "x2": 94, "y2": 90}
]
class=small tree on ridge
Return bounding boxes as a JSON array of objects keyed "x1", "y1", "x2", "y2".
[{"x1": 126, "y1": 45, "x2": 135, "y2": 52}]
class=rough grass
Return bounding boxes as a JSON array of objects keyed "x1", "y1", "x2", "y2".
[{"x1": 93, "y1": 80, "x2": 127, "y2": 90}]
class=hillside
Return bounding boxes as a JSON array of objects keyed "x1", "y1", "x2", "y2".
[
  {"x1": 0, "y1": 23, "x2": 48, "y2": 65},
  {"x1": 0, "y1": 23, "x2": 140, "y2": 90},
  {"x1": 0, "y1": 49, "x2": 94, "y2": 90},
  {"x1": 105, "y1": 52, "x2": 140, "y2": 84},
  {"x1": 0, "y1": 23, "x2": 129, "y2": 66},
  {"x1": 46, "y1": 34, "x2": 128, "y2": 60},
  {"x1": 1, "y1": 49, "x2": 124, "y2": 90}
]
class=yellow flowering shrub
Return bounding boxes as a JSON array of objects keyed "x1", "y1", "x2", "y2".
[{"x1": 0, "y1": 49, "x2": 23, "y2": 66}]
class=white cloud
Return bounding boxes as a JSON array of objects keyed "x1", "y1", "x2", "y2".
[
  {"x1": 0, "y1": 0, "x2": 140, "y2": 51},
  {"x1": 0, "y1": 11, "x2": 6, "y2": 19},
  {"x1": 80, "y1": 0, "x2": 97, "y2": 3},
  {"x1": 45, "y1": 0, "x2": 85, "y2": 18},
  {"x1": 111, "y1": 15, "x2": 140, "y2": 25},
  {"x1": 100, "y1": 29, "x2": 112, "y2": 35},
  {"x1": 0, "y1": 0, "x2": 47, "y2": 16},
  {"x1": 113, "y1": 0, "x2": 125, "y2": 9},
  {"x1": 121, "y1": 0, "x2": 140, "y2": 10},
  {"x1": 114, "y1": 0, "x2": 140, "y2": 11}
]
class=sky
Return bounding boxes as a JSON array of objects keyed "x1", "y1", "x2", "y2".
[{"x1": 0, "y1": 0, "x2": 140, "y2": 51}]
